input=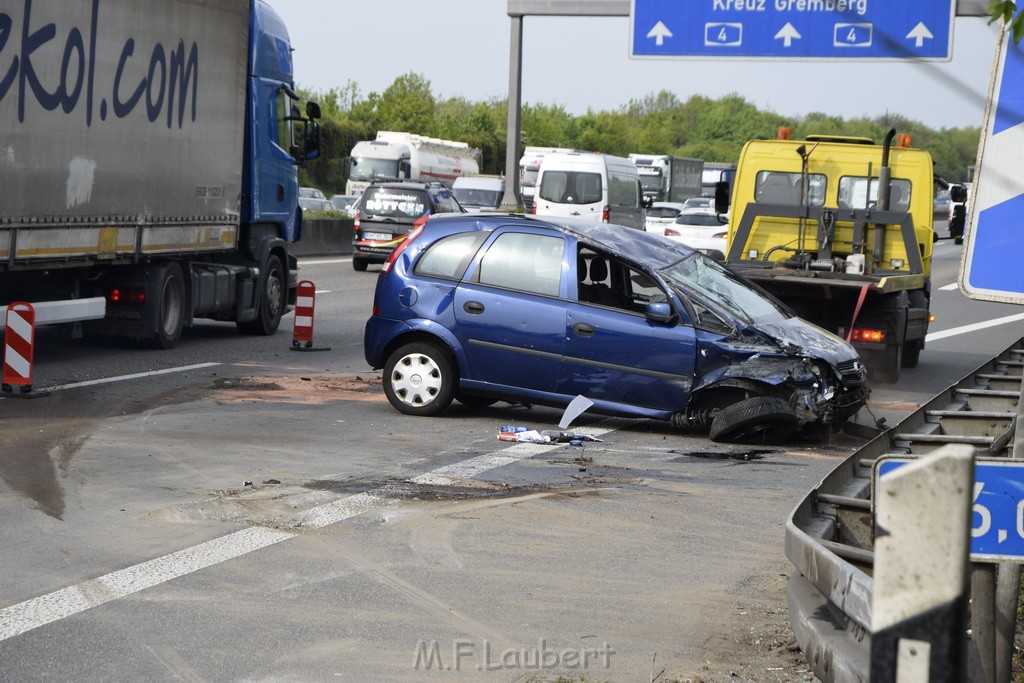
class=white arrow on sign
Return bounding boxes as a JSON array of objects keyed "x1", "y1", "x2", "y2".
[
  {"x1": 774, "y1": 22, "x2": 801, "y2": 48},
  {"x1": 906, "y1": 22, "x2": 934, "y2": 48},
  {"x1": 647, "y1": 21, "x2": 673, "y2": 46}
]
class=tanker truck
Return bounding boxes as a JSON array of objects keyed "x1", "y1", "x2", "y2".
[
  {"x1": 345, "y1": 132, "x2": 481, "y2": 195},
  {"x1": 0, "y1": 0, "x2": 321, "y2": 358}
]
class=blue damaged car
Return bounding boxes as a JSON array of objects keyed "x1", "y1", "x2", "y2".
[{"x1": 363, "y1": 214, "x2": 868, "y2": 443}]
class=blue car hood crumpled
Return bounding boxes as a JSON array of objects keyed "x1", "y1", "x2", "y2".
[{"x1": 751, "y1": 316, "x2": 859, "y2": 367}]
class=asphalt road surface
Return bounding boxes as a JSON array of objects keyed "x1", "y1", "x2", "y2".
[{"x1": 1, "y1": 234, "x2": 1021, "y2": 680}]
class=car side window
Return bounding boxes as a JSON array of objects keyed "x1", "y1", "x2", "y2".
[
  {"x1": 415, "y1": 232, "x2": 488, "y2": 280},
  {"x1": 477, "y1": 233, "x2": 564, "y2": 297},
  {"x1": 576, "y1": 247, "x2": 668, "y2": 313}
]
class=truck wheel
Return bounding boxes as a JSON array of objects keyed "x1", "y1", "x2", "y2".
[
  {"x1": 709, "y1": 396, "x2": 798, "y2": 445},
  {"x1": 383, "y1": 342, "x2": 455, "y2": 416},
  {"x1": 352, "y1": 258, "x2": 368, "y2": 272},
  {"x1": 150, "y1": 262, "x2": 186, "y2": 349},
  {"x1": 902, "y1": 340, "x2": 923, "y2": 368},
  {"x1": 238, "y1": 254, "x2": 285, "y2": 335}
]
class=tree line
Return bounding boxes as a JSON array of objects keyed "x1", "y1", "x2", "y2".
[{"x1": 298, "y1": 72, "x2": 981, "y2": 196}]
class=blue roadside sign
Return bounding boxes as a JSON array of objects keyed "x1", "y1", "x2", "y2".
[
  {"x1": 630, "y1": 0, "x2": 954, "y2": 60},
  {"x1": 876, "y1": 457, "x2": 1024, "y2": 563},
  {"x1": 959, "y1": 23, "x2": 1024, "y2": 303}
]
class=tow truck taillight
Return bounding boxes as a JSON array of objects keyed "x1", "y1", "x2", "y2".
[
  {"x1": 381, "y1": 224, "x2": 424, "y2": 275},
  {"x1": 850, "y1": 328, "x2": 886, "y2": 343},
  {"x1": 108, "y1": 288, "x2": 147, "y2": 305},
  {"x1": 602, "y1": 205, "x2": 610, "y2": 222}
]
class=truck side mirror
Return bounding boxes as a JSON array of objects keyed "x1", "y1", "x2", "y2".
[
  {"x1": 714, "y1": 181, "x2": 730, "y2": 214},
  {"x1": 949, "y1": 204, "x2": 966, "y2": 242},
  {"x1": 303, "y1": 120, "x2": 321, "y2": 161},
  {"x1": 949, "y1": 184, "x2": 967, "y2": 203},
  {"x1": 306, "y1": 101, "x2": 321, "y2": 120}
]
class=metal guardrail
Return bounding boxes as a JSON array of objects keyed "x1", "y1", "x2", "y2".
[{"x1": 786, "y1": 337, "x2": 1024, "y2": 681}]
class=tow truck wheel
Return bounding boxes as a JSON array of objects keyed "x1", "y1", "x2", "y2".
[
  {"x1": 709, "y1": 396, "x2": 799, "y2": 445},
  {"x1": 149, "y1": 262, "x2": 186, "y2": 349},
  {"x1": 902, "y1": 340, "x2": 923, "y2": 368},
  {"x1": 238, "y1": 254, "x2": 285, "y2": 335},
  {"x1": 352, "y1": 258, "x2": 368, "y2": 272}
]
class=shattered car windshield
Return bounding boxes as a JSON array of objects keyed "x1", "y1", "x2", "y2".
[{"x1": 659, "y1": 253, "x2": 790, "y2": 327}]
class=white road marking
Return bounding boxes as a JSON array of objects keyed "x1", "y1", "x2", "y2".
[
  {"x1": 299, "y1": 257, "x2": 351, "y2": 266},
  {"x1": 0, "y1": 363, "x2": 223, "y2": 399},
  {"x1": 0, "y1": 426, "x2": 613, "y2": 641},
  {"x1": 926, "y1": 311, "x2": 1024, "y2": 342},
  {"x1": 937, "y1": 283, "x2": 959, "y2": 291}
]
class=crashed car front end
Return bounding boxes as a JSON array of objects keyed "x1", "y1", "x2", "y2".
[{"x1": 658, "y1": 252, "x2": 869, "y2": 439}]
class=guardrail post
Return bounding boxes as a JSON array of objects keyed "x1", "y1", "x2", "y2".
[
  {"x1": 870, "y1": 444, "x2": 975, "y2": 682},
  {"x1": 971, "y1": 564, "x2": 996, "y2": 683},
  {"x1": 995, "y1": 376, "x2": 1024, "y2": 683}
]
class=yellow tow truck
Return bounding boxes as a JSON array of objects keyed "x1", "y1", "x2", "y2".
[{"x1": 715, "y1": 129, "x2": 939, "y2": 383}]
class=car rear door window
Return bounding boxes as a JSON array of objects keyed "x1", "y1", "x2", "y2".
[
  {"x1": 476, "y1": 232, "x2": 565, "y2": 297},
  {"x1": 415, "y1": 232, "x2": 488, "y2": 280},
  {"x1": 361, "y1": 188, "x2": 428, "y2": 218},
  {"x1": 539, "y1": 171, "x2": 602, "y2": 204}
]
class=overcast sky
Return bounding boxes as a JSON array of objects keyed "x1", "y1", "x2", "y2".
[{"x1": 271, "y1": 2, "x2": 999, "y2": 130}]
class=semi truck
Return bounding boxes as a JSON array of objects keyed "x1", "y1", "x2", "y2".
[
  {"x1": 345, "y1": 132, "x2": 481, "y2": 196},
  {"x1": 0, "y1": 0, "x2": 321, "y2": 355},
  {"x1": 701, "y1": 162, "x2": 737, "y2": 199},
  {"x1": 627, "y1": 154, "x2": 703, "y2": 203},
  {"x1": 716, "y1": 129, "x2": 937, "y2": 383}
]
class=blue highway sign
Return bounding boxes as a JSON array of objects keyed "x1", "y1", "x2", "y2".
[
  {"x1": 876, "y1": 457, "x2": 1024, "y2": 563},
  {"x1": 630, "y1": 0, "x2": 954, "y2": 60},
  {"x1": 959, "y1": 25, "x2": 1024, "y2": 303}
]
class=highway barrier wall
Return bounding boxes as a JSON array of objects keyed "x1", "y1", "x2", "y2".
[{"x1": 292, "y1": 218, "x2": 354, "y2": 256}]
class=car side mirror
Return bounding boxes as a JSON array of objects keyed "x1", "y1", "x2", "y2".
[
  {"x1": 645, "y1": 301, "x2": 676, "y2": 325},
  {"x1": 949, "y1": 204, "x2": 966, "y2": 241},
  {"x1": 714, "y1": 181, "x2": 730, "y2": 214}
]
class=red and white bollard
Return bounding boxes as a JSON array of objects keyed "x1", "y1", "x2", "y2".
[
  {"x1": 290, "y1": 280, "x2": 330, "y2": 352},
  {"x1": 3, "y1": 302, "x2": 48, "y2": 397}
]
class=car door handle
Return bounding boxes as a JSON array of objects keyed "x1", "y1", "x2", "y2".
[
  {"x1": 463, "y1": 301, "x2": 485, "y2": 315},
  {"x1": 572, "y1": 322, "x2": 595, "y2": 337}
]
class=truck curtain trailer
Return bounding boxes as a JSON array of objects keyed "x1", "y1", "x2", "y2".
[
  {"x1": 627, "y1": 154, "x2": 703, "y2": 203},
  {"x1": 0, "y1": 0, "x2": 321, "y2": 350},
  {"x1": 345, "y1": 132, "x2": 481, "y2": 196}
]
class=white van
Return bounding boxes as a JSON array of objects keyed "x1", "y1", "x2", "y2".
[
  {"x1": 451, "y1": 175, "x2": 505, "y2": 211},
  {"x1": 533, "y1": 152, "x2": 645, "y2": 229}
]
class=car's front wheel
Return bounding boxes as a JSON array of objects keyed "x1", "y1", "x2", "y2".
[
  {"x1": 709, "y1": 396, "x2": 799, "y2": 445},
  {"x1": 383, "y1": 342, "x2": 455, "y2": 416}
]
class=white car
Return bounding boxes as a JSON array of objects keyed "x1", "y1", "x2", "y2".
[
  {"x1": 662, "y1": 209, "x2": 729, "y2": 260},
  {"x1": 682, "y1": 196, "x2": 715, "y2": 211},
  {"x1": 643, "y1": 202, "x2": 689, "y2": 233}
]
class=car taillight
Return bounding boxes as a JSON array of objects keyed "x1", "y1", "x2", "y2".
[
  {"x1": 713, "y1": 231, "x2": 727, "y2": 238},
  {"x1": 530, "y1": 203, "x2": 536, "y2": 215},
  {"x1": 354, "y1": 216, "x2": 360, "y2": 231},
  {"x1": 849, "y1": 328, "x2": 886, "y2": 343},
  {"x1": 602, "y1": 205, "x2": 610, "y2": 222},
  {"x1": 664, "y1": 227, "x2": 681, "y2": 237},
  {"x1": 381, "y1": 224, "x2": 424, "y2": 275}
]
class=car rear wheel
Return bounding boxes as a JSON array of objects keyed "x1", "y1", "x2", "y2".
[
  {"x1": 709, "y1": 396, "x2": 799, "y2": 445},
  {"x1": 383, "y1": 342, "x2": 455, "y2": 416}
]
